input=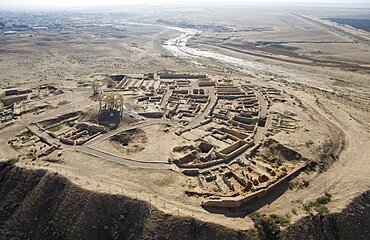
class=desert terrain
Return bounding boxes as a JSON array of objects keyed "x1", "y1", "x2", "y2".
[{"x1": 0, "y1": 3, "x2": 369, "y2": 239}]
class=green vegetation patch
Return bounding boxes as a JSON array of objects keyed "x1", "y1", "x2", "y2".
[
  {"x1": 305, "y1": 140, "x2": 314, "y2": 148},
  {"x1": 250, "y1": 212, "x2": 290, "y2": 239},
  {"x1": 303, "y1": 192, "x2": 331, "y2": 215}
]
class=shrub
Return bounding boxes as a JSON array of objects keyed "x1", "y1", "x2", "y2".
[
  {"x1": 305, "y1": 140, "x2": 314, "y2": 148},
  {"x1": 250, "y1": 212, "x2": 290, "y2": 239},
  {"x1": 302, "y1": 193, "x2": 331, "y2": 215}
]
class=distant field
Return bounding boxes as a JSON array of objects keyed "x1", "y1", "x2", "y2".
[{"x1": 326, "y1": 18, "x2": 370, "y2": 32}]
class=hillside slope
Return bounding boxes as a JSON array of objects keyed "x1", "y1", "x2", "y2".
[{"x1": 0, "y1": 162, "x2": 369, "y2": 240}]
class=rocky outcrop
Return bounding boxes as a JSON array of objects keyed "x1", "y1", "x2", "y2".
[
  {"x1": 281, "y1": 191, "x2": 370, "y2": 240},
  {"x1": 0, "y1": 162, "x2": 369, "y2": 240},
  {"x1": 0, "y1": 162, "x2": 256, "y2": 240}
]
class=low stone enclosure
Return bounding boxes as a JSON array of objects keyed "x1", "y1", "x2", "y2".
[
  {"x1": 9, "y1": 111, "x2": 108, "y2": 160},
  {"x1": 0, "y1": 85, "x2": 63, "y2": 128},
  {"x1": 10, "y1": 72, "x2": 306, "y2": 209},
  {"x1": 110, "y1": 72, "x2": 305, "y2": 208}
]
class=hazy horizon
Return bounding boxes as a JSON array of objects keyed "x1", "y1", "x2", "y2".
[{"x1": 0, "y1": 0, "x2": 369, "y2": 10}]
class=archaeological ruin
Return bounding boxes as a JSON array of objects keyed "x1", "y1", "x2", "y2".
[{"x1": 6, "y1": 71, "x2": 310, "y2": 209}]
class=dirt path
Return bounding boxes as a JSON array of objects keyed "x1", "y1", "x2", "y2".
[
  {"x1": 265, "y1": 88, "x2": 370, "y2": 217},
  {"x1": 254, "y1": 89, "x2": 269, "y2": 143},
  {"x1": 76, "y1": 145, "x2": 173, "y2": 170},
  {"x1": 185, "y1": 88, "x2": 216, "y2": 129},
  {"x1": 215, "y1": 44, "x2": 370, "y2": 71},
  {"x1": 306, "y1": 96, "x2": 370, "y2": 209}
]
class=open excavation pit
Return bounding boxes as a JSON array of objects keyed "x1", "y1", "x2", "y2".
[
  {"x1": 93, "y1": 124, "x2": 189, "y2": 162},
  {"x1": 110, "y1": 128, "x2": 148, "y2": 154}
]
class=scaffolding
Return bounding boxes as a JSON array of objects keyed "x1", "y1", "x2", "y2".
[
  {"x1": 98, "y1": 92, "x2": 124, "y2": 127},
  {"x1": 99, "y1": 92, "x2": 123, "y2": 111}
]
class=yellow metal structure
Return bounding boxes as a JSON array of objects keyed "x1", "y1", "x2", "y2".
[{"x1": 98, "y1": 92, "x2": 124, "y2": 111}]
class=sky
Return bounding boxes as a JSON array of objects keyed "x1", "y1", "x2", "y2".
[{"x1": 0, "y1": 0, "x2": 369, "y2": 9}]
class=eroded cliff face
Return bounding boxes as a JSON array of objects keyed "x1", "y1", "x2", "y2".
[
  {"x1": 281, "y1": 191, "x2": 370, "y2": 240},
  {"x1": 0, "y1": 161, "x2": 369, "y2": 240},
  {"x1": 0, "y1": 162, "x2": 256, "y2": 240}
]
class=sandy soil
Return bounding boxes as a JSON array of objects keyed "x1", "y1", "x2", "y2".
[
  {"x1": 95, "y1": 124, "x2": 188, "y2": 162},
  {"x1": 0, "y1": 5, "x2": 369, "y2": 231}
]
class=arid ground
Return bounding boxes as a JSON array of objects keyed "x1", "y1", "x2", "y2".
[{"x1": 0, "y1": 3, "x2": 369, "y2": 237}]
